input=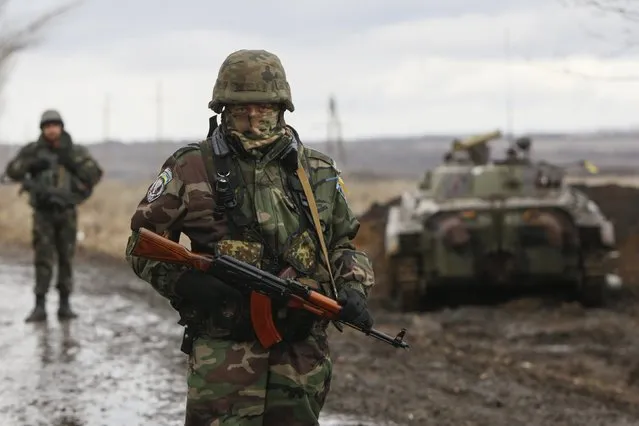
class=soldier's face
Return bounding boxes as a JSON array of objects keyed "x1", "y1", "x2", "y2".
[
  {"x1": 225, "y1": 103, "x2": 280, "y2": 136},
  {"x1": 42, "y1": 123, "x2": 62, "y2": 142}
]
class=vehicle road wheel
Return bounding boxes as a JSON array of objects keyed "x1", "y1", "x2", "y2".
[
  {"x1": 579, "y1": 276, "x2": 607, "y2": 308},
  {"x1": 388, "y1": 256, "x2": 422, "y2": 312},
  {"x1": 393, "y1": 289, "x2": 423, "y2": 312}
]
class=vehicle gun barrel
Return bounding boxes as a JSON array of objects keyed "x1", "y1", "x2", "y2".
[{"x1": 452, "y1": 129, "x2": 502, "y2": 152}]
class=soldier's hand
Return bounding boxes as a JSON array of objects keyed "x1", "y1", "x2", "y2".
[
  {"x1": 28, "y1": 158, "x2": 51, "y2": 175},
  {"x1": 57, "y1": 150, "x2": 77, "y2": 172},
  {"x1": 34, "y1": 190, "x2": 54, "y2": 206},
  {"x1": 175, "y1": 269, "x2": 242, "y2": 306},
  {"x1": 337, "y1": 287, "x2": 374, "y2": 330}
]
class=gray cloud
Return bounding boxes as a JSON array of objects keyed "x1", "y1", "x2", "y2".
[{"x1": 11, "y1": 0, "x2": 637, "y2": 59}]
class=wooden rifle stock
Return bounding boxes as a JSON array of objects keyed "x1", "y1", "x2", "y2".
[{"x1": 132, "y1": 229, "x2": 213, "y2": 270}]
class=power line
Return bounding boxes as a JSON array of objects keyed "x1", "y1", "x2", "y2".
[
  {"x1": 327, "y1": 95, "x2": 346, "y2": 167},
  {"x1": 551, "y1": 66, "x2": 639, "y2": 81},
  {"x1": 505, "y1": 28, "x2": 515, "y2": 145},
  {"x1": 520, "y1": 56, "x2": 639, "y2": 81}
]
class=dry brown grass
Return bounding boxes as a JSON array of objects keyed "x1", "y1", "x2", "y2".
[
  {"x1": 0, "y1": 180, "x2": 147, "y2": 258},
  {"x1": 0, "y1": 176, "x2": 412, "y2": 259},
  {"x1": 340, "y1": 174, "x2": 413, "y2": 215}
]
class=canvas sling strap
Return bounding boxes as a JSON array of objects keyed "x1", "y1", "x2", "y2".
[{"x1": 296, "y1": 163, "x2": 339, "y2": 300}]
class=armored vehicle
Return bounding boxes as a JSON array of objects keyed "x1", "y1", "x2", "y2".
[{"x1": 385, "y1": 130, "x2": 617, "y2": 310}]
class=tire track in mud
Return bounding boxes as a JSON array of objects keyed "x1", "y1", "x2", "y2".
[
  {"x1": 434, "y1": 303, "x2": 639, "y2": 418},
  {"x1": 0, "y1": 249, "x2": 385, "y2": 426},
  {"x1": 328, "y1": 304, "x2": 639, "y2": 426}
]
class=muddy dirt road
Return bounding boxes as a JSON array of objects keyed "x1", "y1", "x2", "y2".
[
  {"x1": 334, "y1": 301, "x2": 639, "y2": 426},
  {"x1": 0, "y1": 250, "x2": 380, "y2": 426}
]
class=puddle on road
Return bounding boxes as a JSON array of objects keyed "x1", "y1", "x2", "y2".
[{"x1": 0, "y1": 255, "x2": 380, "y2": 426}]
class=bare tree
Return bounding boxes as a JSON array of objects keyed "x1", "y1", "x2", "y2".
[
  {"x1": 562, "y1": 0, "x2": 639, "y2": 21},
  {"x1": 559, "y1": 0, "x2": 639, "y2": 43},
  {"x1": 0, "y1": 0, "x2": 79, "y2": 96},
  {"x1": 553, "y1": 0, "x2": 639, "y2": 80}
]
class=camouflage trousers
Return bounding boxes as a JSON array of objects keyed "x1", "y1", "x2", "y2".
[
  {"x1": 184, "y1": 332, "x2": 332, "y2": 426},
  {"x1": 32, "y1": 208, "x2": 77, "y2": 296}
]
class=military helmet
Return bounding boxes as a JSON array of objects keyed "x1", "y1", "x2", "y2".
[
  {"x1": 40, "y1": 109, "x2": 64, "y2": 128},
  {"x1": 209, "y1": 49, "x2": 294, "y2": 113}
]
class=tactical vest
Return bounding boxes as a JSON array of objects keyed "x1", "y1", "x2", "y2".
[
  {"x1": 174, "y1": 118, "x2": 326, "y2": 343},
  {"x1": 28, "y1": 149, "x2": 74, "y2": 210}
]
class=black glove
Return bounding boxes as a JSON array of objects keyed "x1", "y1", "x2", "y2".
[
  {"x1": 57, "y1": 150, "x2": 77, "y2": 173},
  {"x1": 27, "y1": 157, "x2": 51, "y2": 175},
  {"x1": 338, "y1": 287, "x2": 374, "y2": 330},
  {"x1": 175, "y1": 269, "x2": 242, "y2": 307},
  {"x1": 34, "y1": 190, "x2": 54, "y2": 206}
]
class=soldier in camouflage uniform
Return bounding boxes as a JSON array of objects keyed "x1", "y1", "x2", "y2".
[
  {"x1": 126, "y1": 50, "x2": 375, "y2": 426},
  {"x1": 4, "y1": 110, "x2": 103, "y2": 322}
]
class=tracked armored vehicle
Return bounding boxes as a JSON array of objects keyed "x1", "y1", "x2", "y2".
[{"x1": 385, "y1": 130, "x2": 618, "y2": 310}]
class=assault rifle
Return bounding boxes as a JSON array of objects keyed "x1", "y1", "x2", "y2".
[
  {"x1": 129, "y1": 228, "x2": 410, "y2": 349},
  {"x1": 2, "y1": 174, "x2": 81, "y2": 207},
  {"x1": 20, "y1": 177, "x2": 84, "y2": 207}
]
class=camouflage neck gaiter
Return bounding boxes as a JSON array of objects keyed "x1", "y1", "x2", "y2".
[{"x1": 223, "y1": 104, "x2": 286, "y2": 150}]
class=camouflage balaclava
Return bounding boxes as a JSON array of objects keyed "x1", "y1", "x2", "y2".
[
  {"x1": 210, "y1": 50, "x2": 293, "y2": 150},
  {"x1": 222, "y1": 104, "x2": 286, "y2": 150}
]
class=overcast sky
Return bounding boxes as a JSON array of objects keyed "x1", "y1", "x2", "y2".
[{"x1": 0, "y1": 0, "x2": 638, "y2": 143}]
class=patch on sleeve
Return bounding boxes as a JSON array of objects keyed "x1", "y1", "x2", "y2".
[
  {"x1": 336, "y1": 176, "x2": 348, "y2": 198},
  {"x1": 146, "y1": 167, "x2": 173, "y2": 202}
]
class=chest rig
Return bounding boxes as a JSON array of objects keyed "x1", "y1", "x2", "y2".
[
  {"x1": 200, "y1": 116, "x2": 322, "y2": 278},
  {"x1": 176, "y1": 117, "x2": 343, "y2": 350}
]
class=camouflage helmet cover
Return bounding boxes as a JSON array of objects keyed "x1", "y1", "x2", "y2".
[
  {"x1": 209, "y1": 49, "x2": 294, "y2": 113},
  {"x1": 40, "y1": 109, "x2": 63, "y2": 127}
]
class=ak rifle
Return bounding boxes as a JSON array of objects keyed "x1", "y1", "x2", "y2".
[{"x1": 129, "y1": 228, "x2": 410, "y2": 349}]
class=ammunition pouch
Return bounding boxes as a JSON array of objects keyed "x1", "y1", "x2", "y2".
[
  {"x1": 282, "y1": 229, "x2": 318, "y2": 276},
  {"x1": 182, "y1": 237, "x2": 324, "y2": 344},
  {"x1": 214, "y1": 239, "x2": 264, "y2": 266}
]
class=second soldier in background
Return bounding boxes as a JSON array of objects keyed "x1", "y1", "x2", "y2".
[{"x1": 4, "y1": 110, "x2": 103, "y2": 321}]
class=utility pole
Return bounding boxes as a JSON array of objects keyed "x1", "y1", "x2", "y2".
[
  {"x1": 505, "y1": 28, "x2": 514, "y2": 147},
  {"x1": 327, "y1": 95, "x2": 346, "y2": 166},
  {"x1": 103, "y1": 93, "x2": 111, "y2": 142},
  {"x1": 156, "y1": 80, "x2": 163, "y2": 142}
]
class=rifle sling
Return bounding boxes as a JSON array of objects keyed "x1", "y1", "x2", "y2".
[{"x1": 296, "y1": 163, "x2": 338, "y2": 300}]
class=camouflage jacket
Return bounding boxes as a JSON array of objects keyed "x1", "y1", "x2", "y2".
[
  {"x1": 126, "y1": 127, "x2": 374, "y2": 309},
  {"x1": 4, "y1": 132, "x2": 103, "y2": 209}
]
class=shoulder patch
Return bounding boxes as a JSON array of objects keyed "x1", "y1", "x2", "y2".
[
  {"x1": 146, "y1": 167, "x2": 173, "y2": 202},
  {"x1": 337, "y1": 176, "x2": 348, "y2": 197},
  {"x1": 305, "y1": 147, "x2": 340, "y2": 173}
]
